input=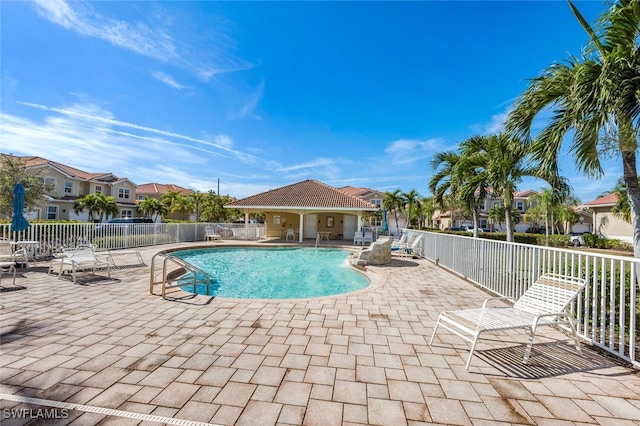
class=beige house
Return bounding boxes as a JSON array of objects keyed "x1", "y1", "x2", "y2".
[
  {"x1": 226, "y1": 180, "x2": 378, "y2": 242},
  {"x1": 583, "y1": 194, "x2": 632, "y2": 242},
  {"x1": 14, "y1": 156, "x2": 138, "y2": 222}
]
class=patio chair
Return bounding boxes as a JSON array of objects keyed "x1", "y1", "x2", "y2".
[
  {"x1": 392, "y1": 235, "x2": 422, "y2": 257},
  {"x1": 363, "y1": 231, "x2": 374, "y2": 245},
  {"x1": 286, "y1": 228, "x2": 296, "y2": 241},
  {"x1": 53, "y1": 247, "x2": 111, "y2": 284},
  {"x1": 0, "y1": 261, "x2": 16, "y2": 285},
  {"x1": 0, "y1": 240, "x2": 28, "y2": 266},
  {"x1": 429, "y1": 273, "x2": 587, "y2": 369},
  {"x1": 205, "y1": 226, "x2": 221, "y2": 241},
  {"x1": 353, "y1": 232, "x2": 364, "y2": 245}
]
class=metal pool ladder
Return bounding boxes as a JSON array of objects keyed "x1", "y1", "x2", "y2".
[{"x1": 149, "y1": 252, "x2": 211, "y2": 298}]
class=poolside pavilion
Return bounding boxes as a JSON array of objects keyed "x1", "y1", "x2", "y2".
[{"x1": 225, "y1": 180, "x2": 379, "y2": 242}]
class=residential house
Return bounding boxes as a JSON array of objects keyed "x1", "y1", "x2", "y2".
[
  {"x1": 583, "y1": 194, "x2": 632, "y2": 242},
  {"x1": 6, "y1": 155, "x2": 139, "y2": 222},
  {"x1": 338, "y1": 186, "x2": 413, "y2": 234},
  {"x1": 226, "y1": 180, "x2": 378, "y2": 242}
]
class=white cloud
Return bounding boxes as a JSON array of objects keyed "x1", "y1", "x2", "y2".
[
  {"x1": 29, "y1": 0, "x2": 253, "y2": 80},
  {"x1": 384, "y1": 138, "x2": 446, "y2": 166},
  {"x1": 152, "y1": 72, "x2": 187, "y2": 90},
  {"x1": 237, "y1": 80, "x2": 265, "y2": 119},
  {"x1": 470, "y1": 111, "x2": 508, "y2": 135},
  {"x1": 31, "y1": 0, "x2": 178, "y2": 62}
]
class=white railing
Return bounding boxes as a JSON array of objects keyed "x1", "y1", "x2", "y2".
[
  {"x1": 0, "y1": 222, "x2": 266, "y2": 258},
  {"x1": 406, "y1": 229, "x2": 639, "y2": 368}
]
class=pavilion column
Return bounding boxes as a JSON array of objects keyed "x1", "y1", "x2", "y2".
[{"x1": 298, "y1": 211, "x2": 304, "y2": 242}]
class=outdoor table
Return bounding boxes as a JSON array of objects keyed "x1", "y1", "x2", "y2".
[{"x1": 317, "y1": 231, "x2": 332, "y2": 241}]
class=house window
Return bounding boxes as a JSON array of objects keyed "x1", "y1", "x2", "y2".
[
  {"x1": 121, "y1": 209, "x2": 133, "y2": 218},
  {"x1": 118, "y1": 188, "x2": 130, "y2": 199},
  {"x1": 516, "y1": 201, "x2": 525, "y2": 212},
  {"x1": 137, "y1": 195, "x2": 145, "y2": 201},
  {"x1": 493, "y1": 201, "x2": 500, "y2": 208},
  {"x1": 478, "y1": 201, "x2": 487, "y2": 211},
  {"x1": 95, "y1": 185, "x2": 102, "y2": 194},
  {"x1": 46, "y1": 205, "x2": 58, "y2": 220},
  {"x1": 273, "y1": 215, "x2": 280, "y2": 225},
  {"x1": 370, "y1": 198, "x2": 382, "y2": 208},
  {"x1": 64, "y1": 181, "x2": 73, "y2": 194}
]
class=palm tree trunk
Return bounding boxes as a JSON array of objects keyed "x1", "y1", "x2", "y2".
[{"x1": 472, "y1": 208, "x2": 480, "y2": 238}]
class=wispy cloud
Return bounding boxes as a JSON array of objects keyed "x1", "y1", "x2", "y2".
[
  {"x1": 152, "y1": 72, "x2": 187, "y2": 90},
  {"x1": 29, "y1": 0, "x2": 253, "y2": 80},
  {"x1": 276, "y1": 157, "x2": 345, "y2": 181},
  {"x1": 470, "y1": 111, "x2": 508, "y2": 135},
  {"x1": 31, "y1": 0, "x2": 178, "y2": 61},
  {"x1": 384, "y1": 138, "x2": 446, "y2": 166},
  {"x1": 0, "y1": 101, "x2": 285, "y2": 196},
  {"x1": 237, "y1": 79, "x2": 265, "y2": 119},
  {"x1": 18, "y1": 101, "x2": 275, "y2": 165}
]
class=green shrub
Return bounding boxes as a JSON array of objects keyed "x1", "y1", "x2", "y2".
[{"x1": 535, "y1": 234, "x2": 570, "y2": 247}]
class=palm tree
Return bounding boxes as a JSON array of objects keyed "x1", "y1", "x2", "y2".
[
  {"x1": 455, "y1": 134, "x2": 543, "y2": 241},
  {"x1": 161, "y1": 190, "x2": 182, "y2": 214},
  {"x1": 488, "y1": 204, "x2": 505, "y2": 231},
  {"x1": 507, "y1": 1, "x2": 640, "y2": 256},
  {"x1": 401, "y1": 189, "x2": 421, "y2": 228},
  {"x1": 171, "y1": 195, "x2": 195, "y2": 221},
  {"x1": 191, "y1": 191, "x2": 205, "y2": 222},
  {"x1": 73, "y1": 193, "x2": 103, "y2": 222},
  {"x1": 420, "y1": 196, "x2": 436, "y2": 228},
  {"x1": 74, "y1": 193, "x2": 118, "y2": 222},
  {"x1": 382, "y1": 190, "x2": 404, "y2": 232},
  {"x1": 137, "y1": 197, "x2": 168, "y2": 222}
]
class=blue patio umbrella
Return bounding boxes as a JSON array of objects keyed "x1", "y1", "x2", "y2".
[
  {"x1": 10, "y1": 183, "x2": 30, "y2": 232},
  {"x1": 382, "y1": 209, "x2": 389, "y2": 232}
]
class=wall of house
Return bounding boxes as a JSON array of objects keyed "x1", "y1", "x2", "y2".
[{"x1": 592, "y1": 208, "x2": 633, "y2": 242}]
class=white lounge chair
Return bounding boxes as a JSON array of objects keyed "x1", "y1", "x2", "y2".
[
  {"x1": 285, "y1": 228, "x2": 296, "y2": 241},
  {"x1": 429, "y1": 273, "x2": 587, "y2": 369},
  {"x1": 0, "y1": 240, "x2": 28, "y2": 266},
  {"x1": 353, "y1": 232, "x2": 364, "y2": 245},
  {"x1": 205, "y1": 226, "x2": 221, "y2": 241},
  {"x1": 392, "y1": 235, "x2": 422, "y2": 257},
  {"x1": 53, "y1": 247, "x2": 111, "y2": 284}
]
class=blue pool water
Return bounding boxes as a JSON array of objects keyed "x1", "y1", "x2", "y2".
[{"x1": 173, "y1": 247, "x2": 370, "y2": 299}]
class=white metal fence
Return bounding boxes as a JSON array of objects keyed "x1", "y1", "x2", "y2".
[
  {"x1": 0, "y1": 222, "x2": 266, "y2": 258},
  {"x1": 405, "y1": 229, "x2": 639, "y2": 368}
]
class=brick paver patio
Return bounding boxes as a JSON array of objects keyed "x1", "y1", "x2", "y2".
[{"x1": 1, "y1": 241, "x2": 639, "y2": 425}]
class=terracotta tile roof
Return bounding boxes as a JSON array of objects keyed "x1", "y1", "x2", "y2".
[
  {"x1": 227, "y1": 180, "x2": 378, "y2": 210},
  {"x1": 14, "y1": 155, "x2": 129, "y2": 184},
  {"x1": 584, "y1": 193, "x2": 618, "y2": 206},
  {"x1": 514, "y1": 189, "x2": 537, "y2": 198},
  {"x1": 338, "y1": 185, "x2": 377, "y2": 198},
  {"x1": 136, "y1": 183, "x2": 193, "y2": 196}
]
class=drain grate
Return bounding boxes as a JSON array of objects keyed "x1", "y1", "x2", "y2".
[{"x1": 0, "y1": 393, "x2": 220, "y2": 426}]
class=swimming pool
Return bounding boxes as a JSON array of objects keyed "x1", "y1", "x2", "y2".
[{"x1": 172, "y1": 247, "x2": 370, "y2": 299}]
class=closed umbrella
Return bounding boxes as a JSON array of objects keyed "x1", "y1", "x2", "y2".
[
  {"x1": 382, "y1": 209, "x2": 389, "y2": 232},
  {"x1": 10, "y1": 183, "x2": 30, "y2": 232}
]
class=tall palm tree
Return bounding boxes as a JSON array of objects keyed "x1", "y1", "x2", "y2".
[
  {"x1": 191, "y1": 191, "x2": 205, "y2": 222},
  {"x1": 456, "y1": 134, "x2": 543, "y2": 242},
  {"x1": 401, "y1": 189, "x2": 421, "y2": 229},
  {"x1": 383, "y1": 190, "x2": 404, "y2": 232},
  {"x1": 171, "y1": 195, "x2": 195, "y2": 221},
  {"x1": 97, "y1": 195, "x2": 119, "y2": 222},
  {"x1": 161, "y1": 190, "x2": 182, "y2": 213},
  {"x1": 507, "y1": 0, "x2": 640, "y2": 255}
]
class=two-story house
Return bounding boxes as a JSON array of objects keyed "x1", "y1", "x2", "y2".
[
  {"x1": 338, "y1": 186, "x2": 409, "y2": 234},
  {"x1": 12, "y1": 155, "x2": 138, "y2": 221}
]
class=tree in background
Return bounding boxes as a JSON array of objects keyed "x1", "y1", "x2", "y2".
[
  {"x1": 137, "y1": 196, "x2": 168, "y2": 222},
  {"x1": 74, "y1": 193, "x2": 118, "y2": 223},
  {"x1": 419, "y1": 196, "x2": 436, "y2": 228},
  {"x1": 401, "y1": 189, "x2": 421, "y2": 228},
  {"x1": 191, "y1": 191, "x2": 205, "y2": 222},
  {"x1": 507, "y1": 1, "x2": 640, "y2": 256},
  {"x1": 382, "y1": 190, "x2": 404, "y2": 232},
  {"x1": 171, "y1": 195, "x2": 195, "y2": 221},
  {"x1": 0, "y1": 154, "x2": 53, "y2": 216}
]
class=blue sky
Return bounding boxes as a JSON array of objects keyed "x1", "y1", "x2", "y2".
[{"x1": 0, "y1": 0, "x2": 622, "y2": 202}]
